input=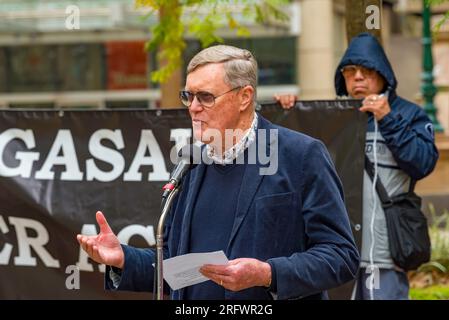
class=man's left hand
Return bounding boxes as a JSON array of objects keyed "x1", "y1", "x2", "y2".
[
  {"x1": 360, "y1": 94, "x2": 391, "y2": 121},
  {"x1": 200, "y1": 258, "x2": 272, "y2": 291}
]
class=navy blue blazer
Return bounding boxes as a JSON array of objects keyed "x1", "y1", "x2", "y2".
[{"x1": 106, "y1": 114, "x2": 360, "y2": 300}]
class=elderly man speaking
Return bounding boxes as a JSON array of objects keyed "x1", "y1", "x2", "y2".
[{"x1": 77, "y1": 45, "x2": 359, "y2": 300}]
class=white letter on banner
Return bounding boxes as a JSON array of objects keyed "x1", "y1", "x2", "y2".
[
  {"x1": 124, "y1": 130, "x2": 169, "y2": 181},
  {"x1": 0, "y1": 215, "x2": 13, "y2": 265},
  {"x1": 9, "y1": 217, "x2": 60, "y2": 268},
  {"x1": 76, "y1": 224, "x2": 97, "y2": 272},
  {"x1": 117, "y1": 225, "x2": 155, "y2": 246},
  {"x1": 35, "y1": 130, "x2": 83, "y2": 181},
  {"x1": 0, "y1": 129, "x2": 40, "y2": 178},
  {"x1": 86, "y1": 129, "x2": 125, "y2": 182}
]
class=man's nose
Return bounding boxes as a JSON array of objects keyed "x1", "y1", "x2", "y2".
[
  {"x1": 189, "y1": 96, "x2": 204, "y2": 112},
  {"x1": 354, "y1": 69, "x2": 365, "y2": 80}
]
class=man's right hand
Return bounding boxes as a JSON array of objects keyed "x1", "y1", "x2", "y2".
[
  {"x1": 274, "y1": 94, "x2": 297, "y2": 109},
  {"x1": 77, "y1": 211, "x2": 125, "y2": 269}
]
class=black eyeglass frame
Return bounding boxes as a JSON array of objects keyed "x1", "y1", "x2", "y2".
[{"x1": 179, "y1": 86, "x2": 243, "y2": 108}]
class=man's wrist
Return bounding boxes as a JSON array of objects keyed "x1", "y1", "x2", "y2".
[
  {"x1": 265, "y1": 275, "x2": 272, "y2": 288},
  {"x1": 262, "y1": 262, "x2": 272, "y2": 288}
]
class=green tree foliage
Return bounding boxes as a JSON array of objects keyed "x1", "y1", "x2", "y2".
[
  {"x1": 426, "y1": 0, "x2": 449, "y2": 32},
  {"x1": 135, "y1": 0, "x2": 289, "y2": 83}
]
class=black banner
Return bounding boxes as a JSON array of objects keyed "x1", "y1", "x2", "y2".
[{"x1": 0, "y1": 101, "x2": 365, "y2": 299}]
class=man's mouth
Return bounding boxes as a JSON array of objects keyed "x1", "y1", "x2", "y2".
[{"x1": 192, "y1": 120, "x2": 205, "y2": 130}]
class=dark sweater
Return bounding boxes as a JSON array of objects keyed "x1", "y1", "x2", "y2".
[{"x1": 184, "y1": 162, "x2": 246, "y2": 300}]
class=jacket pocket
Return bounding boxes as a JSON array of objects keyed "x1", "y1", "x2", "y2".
[{"x1": 254, "y1": 192, "x2": 299, "y2": 256}]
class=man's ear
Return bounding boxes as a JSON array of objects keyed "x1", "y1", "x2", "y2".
[{"x1": 239, "y1": 85, "x2": 255, "y2": 111}]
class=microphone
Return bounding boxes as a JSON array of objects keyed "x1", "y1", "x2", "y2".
[{"x1": 162, "y1": 144, "x2": 201, "y2": 199}]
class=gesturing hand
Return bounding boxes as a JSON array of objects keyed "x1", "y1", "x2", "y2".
[{"x1": 76, "y1": 211, "x2": 125, "y2": 269}]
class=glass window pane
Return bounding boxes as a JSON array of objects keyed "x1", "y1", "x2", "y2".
[
  {"x1": 7, "y1": 45, "x2": 58, "y2": 92},
  {"x1": 57, "y1": 44, "x2": 104, "y2": 91},
  {"x1": 106, "y1": 100, "x2": 148, "y2": 109},
  {"x1": 224, "y1": 37, "x2": 297, "y2": 85},
  {"x1": 9, "y1": 102, "x2": 55, "y2": 109},
  {"x1": 184, "y1": 37, "x2": 296, "y2": 86},
  {"x1": 0, "y1": 48, "x2": 6, "y2": 92}
]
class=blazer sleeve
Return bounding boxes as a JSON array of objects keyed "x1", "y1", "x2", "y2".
[{"x1": 104, "y1": 193, "x2": 182, "y2": 293}]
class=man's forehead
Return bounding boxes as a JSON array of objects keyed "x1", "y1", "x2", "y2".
[{"x1": 186, "y1": 63, "x2": 225, "y2": 89}]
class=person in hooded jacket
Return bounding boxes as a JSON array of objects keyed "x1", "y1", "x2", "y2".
[{"x1": 276, "y1": 33, "x2": 439, "y2": 299}]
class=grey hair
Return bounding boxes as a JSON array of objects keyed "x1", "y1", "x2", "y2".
[{"x1": 187, "y1": 45, "x2": 258, "y2": 101}]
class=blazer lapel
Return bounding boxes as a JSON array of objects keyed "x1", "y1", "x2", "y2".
[
  {"x1": 176, "y1": 148, "x2": 207, "y2": 300},
  {"x1": 227, "y1": 115, "x2": 273, "y2": 249},
  {"x1": 227, "y1": 163, "x2": 264, "y2": 250},
  {"x1": 177, "y1": 162, "x2": 206, "y2": 256}
]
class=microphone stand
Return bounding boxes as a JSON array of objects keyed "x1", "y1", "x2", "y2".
[{"x1": 154, "y1": 186, "x2": 179, "y2": 300}]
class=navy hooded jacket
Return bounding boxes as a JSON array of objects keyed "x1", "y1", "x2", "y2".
[
  {"x1": 334, "y1": 33, "x2": 439, "y2": 268},
  {"x1": 335, "y1": 33, "x2": 438, "y2": 180}
]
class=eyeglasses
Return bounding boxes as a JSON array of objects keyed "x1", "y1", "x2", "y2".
[
  {"x1": 341, "y1": 65, "x2": 377, "y2": 78},
  {"x1": 179, "y1": 86, "x2": 242, "y2": 108}
]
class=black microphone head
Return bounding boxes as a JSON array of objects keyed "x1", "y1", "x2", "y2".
[{"x1": 163, "y1": 144, "x2": 202, "y2": 197}]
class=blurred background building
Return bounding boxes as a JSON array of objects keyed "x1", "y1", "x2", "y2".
[
  {"x1": 0, "y1": 0, "x2": 448, "y2": 208},
  {"x1": 0, "y1": 0, "x2": 299, "y2": 109}
]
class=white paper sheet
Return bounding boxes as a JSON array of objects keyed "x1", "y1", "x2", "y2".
[{"x1": 162, "y1": 250, "x2": 229, "y2": 291}]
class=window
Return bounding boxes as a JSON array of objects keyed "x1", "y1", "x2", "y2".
[
  {"x1": 3, "y1": 43, "x2": 105, "y2": 93},
  {"x1": 183, "y1": 37, "x2": 297, "y2": 86},
  {"x1": 0, "y1": 48, "x2": 6, "y2": 92},
  {"x1": 106, "y1": 100, "x2": 149, "y2": 109},
  {"x1": 57, "y1": 44, "x2": 104, "y2": 91},
  {"x1": 7, "y1": 45, "x2": 58, "y2": 92},
  {"x1": 9, "y1": 102, "x2": 55, "y2": 109}
]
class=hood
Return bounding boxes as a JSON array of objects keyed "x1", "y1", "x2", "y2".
[{"x1": 334, "y1": 32, "x2": 397, "y2": 96}]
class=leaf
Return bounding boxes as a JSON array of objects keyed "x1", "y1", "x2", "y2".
[
  {"x1": 263, "y1": 0, "x2": 289, "y2": 23},
  {"x1": 426, "y1": 0, "x2": 449, "y2": 5},
  {"x1": 236, "y1": 26, "x2": 251, "y2": 37},
  {"x1": 254, "y1": 4, "x2": 265, "y2": 24},
  {"x1": 227, "y1": 12, "x2": 238, "y2": 29},
  {"x1": 433, "y1": 10, "x2": 449, "y2": 34},
  {"x1": 135, "y1": 0, "x2": 158, "y2": 10}
]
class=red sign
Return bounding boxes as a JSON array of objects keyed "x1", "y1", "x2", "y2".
[{"x1": 106, "y1": 41, "x2": 148, "y2": 90}]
